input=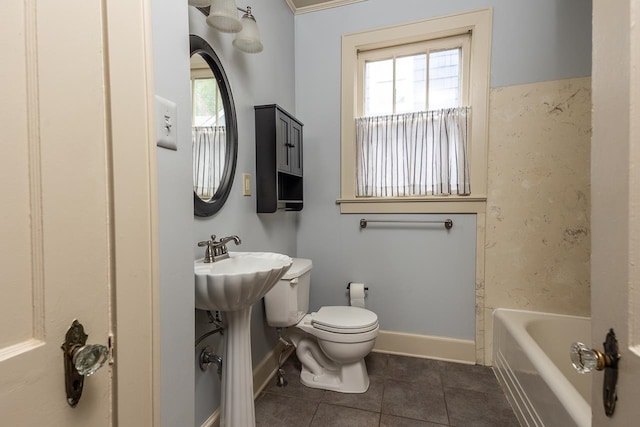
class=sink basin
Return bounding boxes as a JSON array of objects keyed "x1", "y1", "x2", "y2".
[{"x1": 194, "y1": 252, "x2": 292, "y2": 312}]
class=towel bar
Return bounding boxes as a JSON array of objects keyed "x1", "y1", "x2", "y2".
[{"x1": 359, "y1": 218, "x2": 453, "y2": 230}]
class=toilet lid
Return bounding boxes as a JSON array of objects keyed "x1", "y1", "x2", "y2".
[{"x1": 311, "y1": 306, "x2": 378, "y2": 334}]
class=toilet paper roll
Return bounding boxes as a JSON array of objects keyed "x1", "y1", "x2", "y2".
[{"x1": 349, "y1": 283, "x2": 366, "y2": 308}]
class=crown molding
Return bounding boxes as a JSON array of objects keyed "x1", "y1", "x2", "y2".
[{"x1": 285, "y1": 0, "x2": 366, "y2": 15}]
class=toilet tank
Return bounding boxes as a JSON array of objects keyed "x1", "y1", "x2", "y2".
[{"x1": 264, "y1": 258, "x2": 312, "y2": 327}]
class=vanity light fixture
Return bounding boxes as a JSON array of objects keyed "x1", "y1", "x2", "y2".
[
  {"x1": 206, "y1": 0, "x2": 242, "y2": 33},
  {"x1": 188, "y1": 0, "x2": 213, "y2": 7},
  {"x1": 232, "y1": 7, "x2": 264, "y2": 53},
  {"x1": 189, "y1": 0, "x2": 264, "y2": 54}
]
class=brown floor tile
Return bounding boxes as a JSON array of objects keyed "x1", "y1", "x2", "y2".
[
  {"x1": 256, "y1": 352, "x2": 520, "y2": 427},
  {"x1": 365, "y1": 351, "x2": 389, "y2": 377},
  {"x1": 255, "y1": 393, "x2": 318, "y2": 427},
  {"x1": 385, "y1": 354, "x2": 445, "y2": 386},
  {"x1": 381, "y1": 379, "x2": 448, "y2": 425},
  {"x1": 442, "y1": 362, "x2": 503, "y2": 395},
  {"x1": 445, "y1": 387, "x2": 519, "y2": 427},
  {"x1": 310, "y1": 403, "x2": 380, "y2": 427},
  {"x1": 321, "y1": 375, "x2": 384, "y2": 412},
  {"x1": 380, "y1": 414, "x2": 449, "y2": 426}
]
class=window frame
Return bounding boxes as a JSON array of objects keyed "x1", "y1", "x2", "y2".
[
  {"x1": 357, "y1": 34, "x2": 471, "y2": 117},
  {"x1": 338, "y1": 9, "x2": 492, "y2": 213}
]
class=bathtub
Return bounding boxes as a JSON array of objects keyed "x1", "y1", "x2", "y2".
[{"x1": 493, "y1": 309, "x2": 592, "y2": 427}]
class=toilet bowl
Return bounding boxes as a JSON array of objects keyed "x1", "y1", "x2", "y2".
[{"x1": 263, "y1": 258, "x2": 379, "y2": 393}]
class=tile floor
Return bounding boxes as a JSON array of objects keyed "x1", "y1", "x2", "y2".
[{"x1": 254, "y1": 352, "x2": 520, "y2": 427}]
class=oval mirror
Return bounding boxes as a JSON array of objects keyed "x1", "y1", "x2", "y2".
[{"x1": 190, "y1": 35, "x2": 238, "y2": 216}]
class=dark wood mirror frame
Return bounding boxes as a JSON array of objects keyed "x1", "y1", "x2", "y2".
[{"x1": 190, "y1": 34, "x2": 238, "y2": 217}]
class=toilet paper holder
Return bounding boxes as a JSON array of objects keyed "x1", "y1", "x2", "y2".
[{"x1": 346, "y1": 282, "x2": 368, "y2": 291}]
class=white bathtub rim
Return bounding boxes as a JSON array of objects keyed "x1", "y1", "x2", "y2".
[{"x1": 493, "y1": 308, "x2": 591, "y2": 427}]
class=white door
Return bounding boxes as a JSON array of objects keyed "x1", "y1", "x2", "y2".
[
  {"x1": 0, "y1": 1, "x2": 157, "y2": 425},
  {"x1": 591, "y1": 0, "x2": 640, "y2": 425}
]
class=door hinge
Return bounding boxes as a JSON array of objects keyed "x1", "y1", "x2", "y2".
[{"x1": 108, "y1": 333, "x2": 115, "y2": 365}]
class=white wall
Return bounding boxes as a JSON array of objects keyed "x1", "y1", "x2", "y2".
[{"x1": 294, "y1": 0, "x2": 592, "y2": 341}]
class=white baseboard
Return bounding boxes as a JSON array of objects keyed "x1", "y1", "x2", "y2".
[
  {"x1": 200, "y1": 341, "x2": 293, "y2": 427},
  {"x1": 373, "y1": 329, "x2": 476, "y2": 364}
]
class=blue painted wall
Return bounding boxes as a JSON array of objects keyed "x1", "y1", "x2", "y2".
[{"x1": 294, "y1": 0, "x2": 591, "y2": 339}]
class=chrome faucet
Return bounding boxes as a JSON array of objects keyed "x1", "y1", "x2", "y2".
[{"x1": 198, "y1": 235, "x2": 242, "y2": 263}]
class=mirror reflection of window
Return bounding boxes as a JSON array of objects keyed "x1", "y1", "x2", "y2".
[
  {"x1": 192, "y1": 79, "x2": 225, "y2": 126},
  {"x1": 191, "y1": 53, "x2": 226, "y2": 202}
]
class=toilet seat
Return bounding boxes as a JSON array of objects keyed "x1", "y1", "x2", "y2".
[
  {"x1": 297, "y1": 316, "x2": 379, "y2": 344},
  {"x1": 296, "y1": 306, "x2": 379, "y2": 344},
  {"x1": 312, "y1": 306, "x2": 378, "y2": 334}
]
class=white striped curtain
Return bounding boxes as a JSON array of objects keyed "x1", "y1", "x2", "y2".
[
  {"x1": 193, "y1": 126, "x2": 226, "y2": 201},
  {"x1": 355, "y1": 107, "x2": 471, "y2": 197}
]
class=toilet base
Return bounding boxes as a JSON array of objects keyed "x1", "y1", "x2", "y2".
[
  {"x1": 299, "y1": 358, "x2": 370, "y2": 393},
  {"x1": 287, "y1": 321, "x2": 376, "y2": 394}
]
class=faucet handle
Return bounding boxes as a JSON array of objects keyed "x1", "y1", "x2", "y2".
[
  {"x1": 197, "y1": 239, "x2": 215, "y2": 263},
  {"x1": 197, "y1": 235, "x2": 217, "y2": 247}
]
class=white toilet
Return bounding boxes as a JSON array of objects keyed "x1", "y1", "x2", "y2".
[{"x1": 264, "y1": 258, "x2": 379, "y2": 393}]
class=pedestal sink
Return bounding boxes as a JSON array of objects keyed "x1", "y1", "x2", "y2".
[{"x1": 195, "y1": 252, "x2": 292, "y2": 427}]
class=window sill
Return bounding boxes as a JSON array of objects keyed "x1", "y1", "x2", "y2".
[{"x1": 336, "y1": 196, "x2": 487, "y2": 214}]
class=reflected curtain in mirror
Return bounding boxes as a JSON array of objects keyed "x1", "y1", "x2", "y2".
[
  {"x1": 193, "y1": 126, "x2": 227, "y2": 201},
  {"x1": 190, "y1": 35, "x2": 238, "y2": 217},
  {"x1": 355, "y1": 107, "x2": 471, "y2": 197}
]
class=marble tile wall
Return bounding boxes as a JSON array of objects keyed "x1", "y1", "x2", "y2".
[{"x1": 483, "y1": 77, "x2": 592, "y2": 361}]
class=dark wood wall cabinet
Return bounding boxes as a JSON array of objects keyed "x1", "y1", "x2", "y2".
[{"x1": 255, "y1": 104, "x2": 304, "y2": 213}]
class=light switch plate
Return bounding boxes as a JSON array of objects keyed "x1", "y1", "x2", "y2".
[
  {"x1": 155, "y1": 95, "x2": 177, "y2": 150},
  {"x1": 242, "y1": 173, "x2": 251, "y2": 196}
]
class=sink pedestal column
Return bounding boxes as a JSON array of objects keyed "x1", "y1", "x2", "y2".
[{"x1": 221, "y1": 306, "x2": 255, "y2": 427}]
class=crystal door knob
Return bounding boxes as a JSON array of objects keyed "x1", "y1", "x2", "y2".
[
  {"x1": 570, "y1": 341, "x2": 604, "y2": 373},
  {"x1": 73, "y1": 344, "x2": 108, "y2": 376},
  {"x1": 61, "y1": 320, "x2": 109, "y2": 407},
  {"x1": 571, "y1": 330, "x2": 620, "y2": 418}
]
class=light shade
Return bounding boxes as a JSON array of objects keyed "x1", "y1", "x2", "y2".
[
  {"x1": 207, "y1": 0, "x2": 242, "y2": 33},
  {"x1": 232, "y1": 13, "x2": 263, "y2": 53},
  {"x1": 188, "y1": 0, "x2": 212, "y2": 7}
]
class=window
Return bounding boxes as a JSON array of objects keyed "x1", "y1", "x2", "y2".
[
  {"x1": 356, "y1": 35, "x2": 471, "y2": 197},
  {"x1": 359, "y1": 36, "x2": 470, "y2": 116},
  {"x1": 339, "y1": 9, "x2": 492, "y2": 213}
]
